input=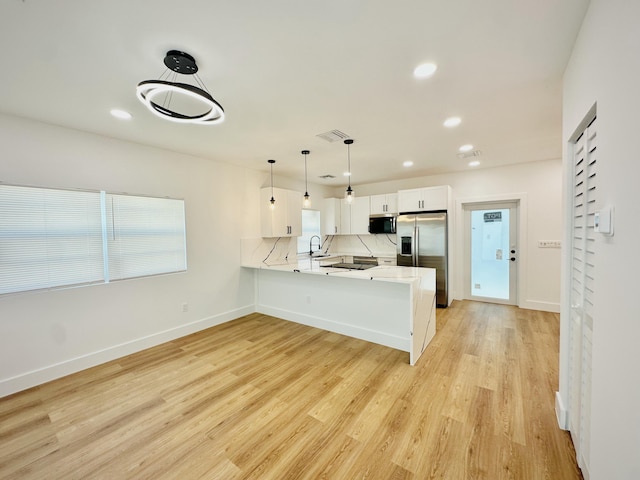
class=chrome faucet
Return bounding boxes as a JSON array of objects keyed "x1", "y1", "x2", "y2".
[{"x1": 309, "y1": 235, "x2": 321, "y2": 255}]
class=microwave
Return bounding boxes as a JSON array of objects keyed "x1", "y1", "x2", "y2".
[{"x1": 369, "y1": 214, "x2": 397, "y2": 234}]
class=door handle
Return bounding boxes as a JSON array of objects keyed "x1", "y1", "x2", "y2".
[{"x1": 510, "y1": 257, "x2": 516, "y2": 262}]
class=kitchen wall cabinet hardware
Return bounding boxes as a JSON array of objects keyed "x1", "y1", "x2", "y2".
[
  {"x1": 397, "y1": 186, "x2": 450, "y2": 213},
  {"x1": 260, "y1": 187, "x2": 302, "y2": 237},
  {"x1": 370, "y1": 193, "x2": 398, "y2": 215}
]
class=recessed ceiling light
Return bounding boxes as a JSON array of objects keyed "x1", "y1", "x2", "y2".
[
  {"x1": 343, "y1": 171, "x2": 351, "y2": 177},
  {"x1": 110, "y1": 109, "x2": 132, "y2": 120},
  {"x1": 468, "y1": 160, "x2": 480, "y2": 167},
  {"x1": 413, "y1": 63, "x2": 437, "y2": 78},
  {"x1": 459, "y1": 144, "x2": 474, "y2": 152},
  {"x1": 443, "y1": 117, "x2": 461, "y2": 128},
  {"x1": 403, "y1": 161, "x2": 414, "y2": 167}
]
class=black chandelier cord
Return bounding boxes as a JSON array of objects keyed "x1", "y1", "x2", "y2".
[{"x1": 194, "y1": 73, "x2": 209, "y2": 93}]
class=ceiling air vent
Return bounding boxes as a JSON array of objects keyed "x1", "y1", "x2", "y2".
[
  {"x1": 457, "y1": 150, "x2": 482, "y2": 159},
  {"x1": 318, "y1": 174, "x2": 336, "y2": 179},
  {"x1": 316, "y1": 129, "x2": 350, "y2": 142}
]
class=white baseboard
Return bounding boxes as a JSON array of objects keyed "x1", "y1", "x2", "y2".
[
  {"x1": 0, "y1": 305, "x2": 255, "y2": 399},
  {"x1": 555, "y1": 391, "x2": 568, "y2": 430},
  {"x1": 257, "y1": 305, "x2": 409, "y2": 353},
  {"x1": 520, "y1": 300, "x2": 561, "y2": 313}
]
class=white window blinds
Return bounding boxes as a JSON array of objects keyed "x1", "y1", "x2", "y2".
[
  {"x1": 106, "y1": 194, "x2": 187, "y2": 281},
  {"x1": 0, "y1": 185, "x2": 104, "y2": 294},
  {"x1": 0, "y1": 184, "x2": 187, "y2": 295}
]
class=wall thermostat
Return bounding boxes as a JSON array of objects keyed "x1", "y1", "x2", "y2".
[{"x1": 594, "y1": 207, "x2": 613, "y2": 235}]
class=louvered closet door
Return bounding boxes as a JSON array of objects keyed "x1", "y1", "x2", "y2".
[{"x1": 568, "y1": 116, "x2": 596, "y2": 471}]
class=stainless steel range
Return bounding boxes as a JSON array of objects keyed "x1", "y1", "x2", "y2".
[{"x1": 323, "y1": 256, "x2": 378, "y2": 270}]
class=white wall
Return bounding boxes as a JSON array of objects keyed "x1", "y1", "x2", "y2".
[
  {"x1": 331, "y1": 158, "x2": 563, "y2": 311},
  {"x1": 561, "y1": 1, "x2": 640, "y2": 478},
  {"x1": 0, "y1": 113, "x2": 267, "y2": 397}
]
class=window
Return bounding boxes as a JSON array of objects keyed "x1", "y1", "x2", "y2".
[
  {"x1": 106, "y1": 194, "x2": 187, "y2": 281},
  {"x1": 0, "y1": 184, "x2": 186, "y2": 295},
  {"x1": 297, "y1": 209, "x2": 321, "y2": 254}
]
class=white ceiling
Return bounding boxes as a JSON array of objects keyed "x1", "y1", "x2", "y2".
[{"x1": 0, "y1": 0, "x2": 589, "y2": 187}]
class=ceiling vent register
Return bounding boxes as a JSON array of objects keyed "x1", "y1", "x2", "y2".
[
  {"x1": 456, "y1": 150, "x2": 482, "y2": 159},
  {"x1": 316, "y1": 130, "x2": 350, "y2": 142}
]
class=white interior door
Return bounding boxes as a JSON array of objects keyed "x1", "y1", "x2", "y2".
[
  {"x1": 463, "y1": 202, "x2": 518, "y2": 305},
  {"x1": 568, "y1": 116, "x2": 597, "y2": 471}
]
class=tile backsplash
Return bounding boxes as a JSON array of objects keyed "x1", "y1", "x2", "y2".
[
  {"x1": 325, "y1": 234, "x2": 396, "y2": 257},
  {"x1": 241, "y1": 233, "x2": 397, "y2": 267}
]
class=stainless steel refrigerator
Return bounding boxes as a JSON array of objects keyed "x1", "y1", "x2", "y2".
[{"x1": 397, "y1": 211, "x2": 448, "y2": 307}]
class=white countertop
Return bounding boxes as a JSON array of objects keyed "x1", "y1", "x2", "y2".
[{"x1": 243, "y1": 256, "x2": 435, "y2": 288}]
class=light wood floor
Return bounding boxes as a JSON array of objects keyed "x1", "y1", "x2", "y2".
[{"x1": 0, "y1": 300, "x2": 582, "y2": 479}]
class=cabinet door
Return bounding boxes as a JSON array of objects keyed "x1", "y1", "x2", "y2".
[
  {"x1": 422, "y1": 186, "x2": 447, "y2": 211},
  {"x1": 323, "y1": 198, "x2": 341, "y2": 235},
  {"x1": 340, "y1": 199, "x2": 352, "y2": 234},
  {"x1": 261, "y1": 187, "x2": 287, "y2": 237},
  {"x1": 287, "y1": 190, "x2": 302, "y2": 236},
  {"x1": 398, "y1": 188, "x2": 424, "y2": 212},
  {"x1": 261, "y1": 187, "x2": 302, "y2": 237},
  {"x1": 351, "y1": 196, "x2": 370, "y2": 235},
  {"x1": 385, "y1": 193, "x2": 398, "y2": 214},
  {"x1": 370, "y1": 194, "x2": 387, "y2": 215}
]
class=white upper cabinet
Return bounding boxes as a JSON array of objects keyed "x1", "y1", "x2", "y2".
[
  {"x1": 323, "y1": 196, "x2": 370, "y2": 235},
  {"x1": 260, "y1": 187, "x2": 302, "y2": 237},
  {"x1": 340, "y1": 196, "x2": 370, "y2": 235},
  {"x1": 370, "y1": 193, "x2": 398, "y2": 215},
  {"x1": 397, "y1": 186, "x2": 450, "y2": 213},
  {"x1": 322, "y1": 197, "x2": 342, "y2": 235}
]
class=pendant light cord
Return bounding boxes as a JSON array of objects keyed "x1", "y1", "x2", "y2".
[
  {"x1": 304, "y1": 153, "x2": 308, "y2": 193},
  {"x1": 347, "y1": 142, "x2": 351, "y2": 189}
]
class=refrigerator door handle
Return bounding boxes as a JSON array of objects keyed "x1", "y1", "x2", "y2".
[{"x1": 413, "y1": 226, "x2": 419, "y2": 266}]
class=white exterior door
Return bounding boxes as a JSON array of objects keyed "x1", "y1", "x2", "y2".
[{"x1": 463, "y1": 201, "x2": 518, "y2": 305}]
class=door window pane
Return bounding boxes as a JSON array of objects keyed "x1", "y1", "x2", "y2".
[{"x1": 470, "y1": 209, "x2": 509, "y2": 299}]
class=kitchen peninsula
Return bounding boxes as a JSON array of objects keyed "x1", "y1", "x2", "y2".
[{"x1": 242, "y1": 252, "x2": 436, "y2": 365}]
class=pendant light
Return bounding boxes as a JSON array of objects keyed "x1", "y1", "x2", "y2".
[
  {"x1": 136, "y1": 50, "x2": 225, "y2": 125},
  {"x1": 268, "y1": 159, "x2": 276, "y2": 209},
  {"x1": 302, "y1": 150, "x2": 311, "y2": 207},
  {"x1": 344, "y1": 139, "x2": 355, "y2": 204}
]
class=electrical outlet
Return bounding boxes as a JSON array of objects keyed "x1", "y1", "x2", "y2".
[{"x1": 182, "y1": 303, "x2": 189, "y2": 312}]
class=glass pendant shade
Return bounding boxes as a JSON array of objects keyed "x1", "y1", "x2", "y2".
[{"x1": 345, "y1": 185, "x2": 354, "y2": 204}]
